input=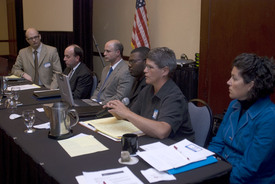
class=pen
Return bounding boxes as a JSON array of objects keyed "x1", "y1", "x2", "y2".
[
  {"x1": 88, "y1": 123, "x2": 97, "y2": 131},
  {"x1": 174, "y1": 145, "x2": 190, "y2": 160}
]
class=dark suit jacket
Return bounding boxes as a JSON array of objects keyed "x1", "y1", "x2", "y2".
[
  {"x1": 91, "y1": 60, "x2": 134, "y2": 104},
  {"x1": 128, "y1": 76, "x2": 147, "y2": 108},
  {"x1": 63, "y1": 63, "x2": 93, "y2": 99},
  {"x1": 11, "y1": 43, "x2": 62, "y2": 89}
]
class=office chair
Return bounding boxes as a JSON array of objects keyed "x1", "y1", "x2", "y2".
[
  {"x1": 90, "y1": 72, "x2": 98, "y2": 97},
  {"x1": 188, "y1": 99, "x2": 213, "y2": 148}
]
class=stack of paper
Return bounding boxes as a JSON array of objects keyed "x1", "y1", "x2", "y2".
[
  {"x1": 76, "y1": 166, "x2": 143, "y2": 184},
  {"x1": 80, "y1": 117, "x2": 144, "y2": 141},
  {"x1": 137, "y1": 139, "x2": 216, "y2": 172},
  {"x1": 7, "y1": 84, "x2": 40, "y2": 91}
]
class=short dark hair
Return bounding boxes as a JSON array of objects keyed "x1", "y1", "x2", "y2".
[
  {"x1": 113, "y1": 41, "x2": 124, "y2": 57},
  {"x1": 233, "y1": 53, "x2": 275, "y2": 100},
  {"x1": 147, "y1": 47, "x2": 177, "y2": 77},
  {"x1": 70, "y1": 44, "x2": 83, "y2": 61},
  {"x1": 131, "y1": 47, "x2": 150, "y2": 60}
]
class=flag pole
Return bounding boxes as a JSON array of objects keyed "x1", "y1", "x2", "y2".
[{"x1": 93, "y1": 34, "x2": 105, "y2": 67}]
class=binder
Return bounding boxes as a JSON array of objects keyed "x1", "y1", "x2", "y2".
[{"x1": 167, "y1": 156, "x2": 217, "y2": 175}]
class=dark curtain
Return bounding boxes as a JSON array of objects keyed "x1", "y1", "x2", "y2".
[
  {"x1": 15, "y1": 0, "x2": 26, "y2": 51},
  {"x1": 15, "y1": 0, "x2": 94, "y2": 71},
  {"x1": 73, "y1": 0, "x2": 94, "y2": 70},
  {"x1": 39, "y1": 32, "x2": 74, "y2": 70}
]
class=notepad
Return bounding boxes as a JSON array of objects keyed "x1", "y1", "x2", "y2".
[{"x1": 80, "y1": 117, "x2": 144, "y2": 141}]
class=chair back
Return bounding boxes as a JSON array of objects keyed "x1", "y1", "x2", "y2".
[
  {"x1": 90, "y1": 72, "x2": 98, "y2": 96},
  {"x1": 188, "y1": 99, "x2": 213, "y2": 148}
]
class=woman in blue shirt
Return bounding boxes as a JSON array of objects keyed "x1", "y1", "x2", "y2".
[{"x1": 208, "y1": 53, "x2": 275, "y2": 184}]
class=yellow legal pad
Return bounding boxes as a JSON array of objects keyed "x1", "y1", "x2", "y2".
[
  {"x1": 80, "y1": 117, "x2": 144, "y2": 141},
  {"x1": 58, "y1": 135, "x2": 108, "y2": 157}
]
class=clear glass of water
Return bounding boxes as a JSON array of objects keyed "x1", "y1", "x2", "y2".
[
  {"x1": 22, "y1": 110, "x2": 36, "y2": 133},
  {"x1": 11, "y1": 86, "x2": 20, "y2": 105}
]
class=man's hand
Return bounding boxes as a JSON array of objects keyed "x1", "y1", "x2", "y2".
[
  {"x1": 103, "y1": 100, "x2": 131, "y2": 120},
  {"x1": 22, "y1": 73, "x2": 33, "y2": 82}
]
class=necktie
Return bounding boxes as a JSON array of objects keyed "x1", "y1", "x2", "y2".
[
  {"x1": 33, "y1": 50, "x2": 39, "y2": 85},
  {"x1": 68, "y1": 69, "x2": 74, "y2": 79},
  {"x1": 97, "y1": 67, "x2": 113, "y2": 102}
]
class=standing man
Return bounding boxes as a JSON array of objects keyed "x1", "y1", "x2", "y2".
[
  {"x1": 91, "y1": 40, "x2": 134, "y2": 105},
  {"x1": 128, "y1": 47, "x2": 150, "y2": 108},
  {"x1": 11, "y1": 28, "x2": 62, "y2": 89},
  {"x1": 63, "y1": 44, "x2": 93, "y2": 99},
  {"x1": 104, "y1": 47, "x2": 194, "y2": 141}
]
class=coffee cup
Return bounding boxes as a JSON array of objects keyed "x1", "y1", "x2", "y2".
[{"x1": 121, "y1": 133, "x2": 138, "y2": 155}]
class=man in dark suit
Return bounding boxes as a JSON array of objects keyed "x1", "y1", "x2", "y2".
[
  {"x1": 128, "y1": 47, "x2": 150, "y2": 108},
  {"x1": 63, "y1": 44, "x2": 93, "y2": 99},
  {"x1": 91, "y1": 40, "x2": 134, "y2": 105},
  {"x1": 11, "y1": 28, "x2": 62, "y2": 89}
]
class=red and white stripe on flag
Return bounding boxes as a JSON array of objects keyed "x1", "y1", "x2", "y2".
[{"x1": 131, "y1": 0, "x2": 150, "y2": 49}]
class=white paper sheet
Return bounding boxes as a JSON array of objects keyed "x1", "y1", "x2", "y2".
[
  {"x1": 137, "y1": 139, "x2": 215, "y2": 171},
  {"x1": 140, "y1": 168, "x2": 176, "y2": 183},
  {"x1": 81, "y1": 166, "x2": 143, "y2": 184},
  {"x1": 33, "y1": 122, "x2": 50, "y2": 129},
  {"x1": 7, "y1": 84, "x2": 40, "y2": 91},
  {"x1": 139, "y1": 141, "x2": 168, "y2": 151}
]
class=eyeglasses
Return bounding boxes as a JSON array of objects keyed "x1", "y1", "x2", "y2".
[
  {"x1": 128, "y1": 58, "x2": 145, "y2": 65},
  {"x1": 26, "y1": 35, "x2": 39, "y2": 41}
]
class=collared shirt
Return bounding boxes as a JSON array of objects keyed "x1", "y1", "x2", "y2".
[
  {"x1": 69, "y1": 62, "x2": 81, "y2": 79},
  {"x1": 131, "y1": 79, "x2": 194, "y2": 141},
  {"x1": 111, "y1": 59, "x2": 122, "y2": 71}
]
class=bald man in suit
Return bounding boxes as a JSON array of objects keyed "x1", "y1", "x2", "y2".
[
  {"x1": 11, "y1": 28, "x2": 62, "y2": 89},
  {"x1": 63, "y1": 44, "x2": 93, "y2": 99},
  {"x1": 91, "y1": 40, "x2": 134, "y2": 105}
]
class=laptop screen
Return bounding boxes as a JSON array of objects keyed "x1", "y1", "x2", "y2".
[{"x1": 56, "y1": 73, "x2": 75, "y2": 106}]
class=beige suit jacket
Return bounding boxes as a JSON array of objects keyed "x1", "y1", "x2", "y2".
[
  {"x1": 92, "y1": 60, "x2": 134, "y2": 104},
  {"x1": 11, "y1": 43, "x2": 62, "y2": 89}
]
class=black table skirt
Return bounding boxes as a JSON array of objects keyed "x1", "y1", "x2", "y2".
[{"x1": 0, "y1": 90, "x2": 231, "y2": 184}]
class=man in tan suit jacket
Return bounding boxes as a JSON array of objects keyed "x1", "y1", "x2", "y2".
[
  {"x1": 11, "y1": 28, "x2": 62, "y2": 89},
  {"x1": 91, "y1": 40, "x2": 134, "y2": 105}
]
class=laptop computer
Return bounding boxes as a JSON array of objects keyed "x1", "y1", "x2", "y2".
[
  {"x1": 33, "y1": 89, "x2": 61, "y2": 99},
  {"x1": 56, "y1": 73, "x2": 104, "y2": 117}
]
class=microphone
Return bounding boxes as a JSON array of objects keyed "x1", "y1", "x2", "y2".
[
  {"x1": 96, "y1": 97, "x2": 130, "y2": 118},
  {"x1": 121, "y1": 97, "x2": 130, "y2": 106}
]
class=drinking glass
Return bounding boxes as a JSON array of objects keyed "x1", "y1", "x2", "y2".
[
  {"x1": 11, "y1": 86, "x2": 20, "y2": 105},
  {"x1": 0, "y1": 89, "x2": 4, "y2": 105},
  {"x1": 4, "y1": 91, "x2": 16, "y2": 109},
  {"x1": 22, "y1": 110, "x2": 36, "y2": 133}
]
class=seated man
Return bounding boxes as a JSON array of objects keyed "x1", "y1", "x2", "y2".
[
  {"x1": 128, "y1": 47, "x2": 150, "y2": 108},
  {"x1": 104, "y1": 47, "x2": 194, "y2": 141},
  {"x1": 11, "y1": 28, "x2": 62, "y2": 89},
  {"x1": 63, "y1": 44, "x2": 93, "y2": 99},
  {"x1": 91, "y1": 40, "x2": 134, "y2": 105}
]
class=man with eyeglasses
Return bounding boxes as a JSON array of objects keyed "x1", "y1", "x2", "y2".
[
  {"x1": 104, "y1": 47, "x2": 194, "y2": 141},
  {"x1": 91, "y1": 40, "x2": 134, "y2": 105},
  {"x1": 127, "y1": 47, "x2": 150, "y2": 108},
  {"x1": 11, "y1": 28, "x2": 62, "y2": 89}
]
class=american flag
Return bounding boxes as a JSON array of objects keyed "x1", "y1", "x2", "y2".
[{"x1": 131, "y1": 0, "x2": 150, "y2": 48}]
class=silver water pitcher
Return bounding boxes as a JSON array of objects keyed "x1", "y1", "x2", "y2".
[{"x1": 43, "y1": 102, "x2": 79, "y2": 139}]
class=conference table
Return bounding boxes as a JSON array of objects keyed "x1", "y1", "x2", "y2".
[{"x1": 0, "y1": 81, "x2": 232, "y2": 184}]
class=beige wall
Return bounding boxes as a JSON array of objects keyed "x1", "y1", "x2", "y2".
[
  {"x1": 23, "y1": 0, "x2": 73, "y2": 31},
  {"x1": 93, "y1": 0, "x2": 201, "y2": 77},
  {"x1": 0, "y1": 0, "x2": 9, "y2": 55}
]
